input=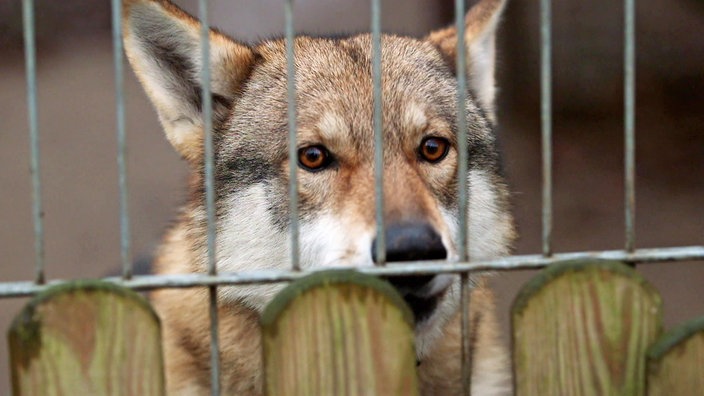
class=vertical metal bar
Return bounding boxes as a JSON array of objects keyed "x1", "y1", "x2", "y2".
[
  {"x1": 111, "y1": 0, "x2": 132, "y2": 279},
  {"x1": 456, "y1": 2, "x2": 468, "y2": 263},
  {"x1": 541, "y1": 0, "x2": 553, "y2": 257},
  {"x1": 22, "y1": 0, "x2": 45, "y2": 285},
  {"x1": 371, "y1": 0, "x2": 385, "y2": 265},
  {"x1": 198, "y1": 0, "x2": 220, "y2": 394},
  {"x1": 624, "y1": 0, "x2": 636, "y2": 253},
  {"x1": 206, "y1": 286, "x2": 220, "y2": 394},
  {"x1": 455, "y1": 0, "x2": 469, "y2": 261},
  {"x1": 285, "y1": 0, "x2": 300, "y2": 271},
  {"x1": 455, "y1": 0, "x2": 471, "y2": 394},
  {"x1": 199, "y1": 0, "x2": 216, "y2": 279},
  {"x1": 460, "y1": 272, "x2": 472, "y2": 394}
]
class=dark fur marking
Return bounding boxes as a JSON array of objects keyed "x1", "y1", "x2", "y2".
[
  {"x1": 176, "y1": 327, "x2": 213, "y2": 389},
  {"x1": 132, "y1": 10, "x2": 202, "y2": 106},
  {"x1": 132, "y1": 10, "x2": 252, "y2": 125},
  {"x1": 338, "y1": 40, "x2": 367, "y2": 67},
  {"x1": 469, "y1": 305, "x2": 482, "y2": 365},
  {"x1": 429, "y1": 43, "x2": 457, "y2": 76}
]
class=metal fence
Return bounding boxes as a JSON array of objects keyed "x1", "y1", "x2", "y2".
[{"x1": 5, "y1": 0, "x2": 704, "y2": 395}]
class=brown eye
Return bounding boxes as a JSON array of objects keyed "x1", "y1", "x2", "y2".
[
  {"x1": 419, "y1": 137, "x2": 449, "y2": 163},
  {"x1": 298, "y1": 145, "x2": 331, "y2": 171}
]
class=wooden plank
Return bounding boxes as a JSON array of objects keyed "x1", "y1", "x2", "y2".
[
  {"x1": 8, "y1": 280, "x2": 164, "y2": 396},
  {"x1": 512, "y1": 260, "x2": 662, "y2": 396},
  {"x1": 647, "y1": 316, "x2": 704, "y2": 395},
  {"x1": 261, "y1": 270, "x2": 418, "y2": 396}
]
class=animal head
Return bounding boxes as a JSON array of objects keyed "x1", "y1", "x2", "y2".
[{"x1": 123, "y1": 0, "x2": 514, "y2": 354}]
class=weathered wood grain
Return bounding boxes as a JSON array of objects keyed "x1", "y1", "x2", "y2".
[
  {"x1": 8, "y1": 281, "x2": 164, "y2": 396},
  {"x1": 512, "y1": 260, "x2": 662, "y2": 396},
  {"x1": 261, "y1": 270, "x2": 418, "y2": 396},
  {"x1": 647, "y1": 316, "x2": 704, "y2": 395}
]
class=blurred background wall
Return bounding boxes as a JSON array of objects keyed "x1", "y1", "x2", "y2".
[{"x1": 1, "y1": 0, "x2": 702, "y2": 393}]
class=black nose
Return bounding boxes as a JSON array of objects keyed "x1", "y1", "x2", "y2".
[
  {"x1": 372, "y1": 223, "x2": 447, "y2": 323},
  {"x1": 371, "y1": 222, "x2": 447, "y2": 264}
]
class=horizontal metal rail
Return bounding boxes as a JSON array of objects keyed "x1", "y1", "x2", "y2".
[{"x1": 1, "y1": 246, "x2": 701, "y2": 298}]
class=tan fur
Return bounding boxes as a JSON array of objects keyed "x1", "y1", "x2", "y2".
[
  {"x1": 154, "y1": 224, "x2": 508, "y2": 394},
  {"x1": 426, "y1": 0, "x2": 506, "y2": 119},
  {"x1": 426, "y1": 0, "x2": 506, "y2": 56},
  {"x1": 418, "y1": 280, "x2": 511, "y2": 395},
  {"x1": 123, "y1": 0, "x2": 514, "y2": 394},
  {"x1": 151, "y1": 225, "x2": 264, "y2": 394}
]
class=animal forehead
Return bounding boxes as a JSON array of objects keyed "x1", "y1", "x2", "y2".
[
  {"x1": 254, "y1": 34, "x2": 454, "y2": 96},
  {"x1": 228, "y1": 34, "x2": 461, "y2": 156},
  {"x1": 258, "y1": 35, "x2": 456, "y2": 128}
]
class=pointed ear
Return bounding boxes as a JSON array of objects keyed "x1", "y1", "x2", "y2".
[
  {"x1": 426, "y1": 0, "x2": 506, "y2": 121},
  {"x1": 122, "y1": 0, "x2": 257, "y2": 163}
]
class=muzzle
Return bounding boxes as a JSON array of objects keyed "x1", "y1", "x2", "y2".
[{"x1": 372, "y1": 222, "x2": 448, "y2": 324}]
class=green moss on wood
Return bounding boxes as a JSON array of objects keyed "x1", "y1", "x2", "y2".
[
  {"x1": 646, "y1": 316, "x2": 704, "y2": 395},
  {"x1": 261, "y1": 269, "x2": 413, "y2": 327},
  {"x1": 14, "y1": 280, "x2": 157, "y2": 322},
  {"x1": 262, "y1": 270, "x2": 418, "y2": 395},
  {"x1": 8, "y1": 306, "x2": 42, "y2": 371},
  {"x1": 512, "y1": 259, "x2": 663, "y2": 396},
  {"x1": 512, "y1": 260, "x2": 659, "y2": 316},
  {"x1": 647, "y1": 315, "x2": 704, "y2": 360},
  {"x1": 8, "y1": 280, "x2": 158, "y2": 371},
  {"x1": 8, "y1": 280, "x2": 164, "y2": 396}
]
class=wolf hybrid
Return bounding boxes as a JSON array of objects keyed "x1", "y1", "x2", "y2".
[{"x1": 122, "y1": 0, "x2": 515, "y2": 394}]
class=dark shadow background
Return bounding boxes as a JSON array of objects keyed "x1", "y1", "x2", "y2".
[{"x1": 1, "y1": 1, "x2": 702, "y2": 392}]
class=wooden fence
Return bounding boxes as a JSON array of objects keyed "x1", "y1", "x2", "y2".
[{"x1": 7, "y1": 261, "x2": 704, "y2": 395}]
